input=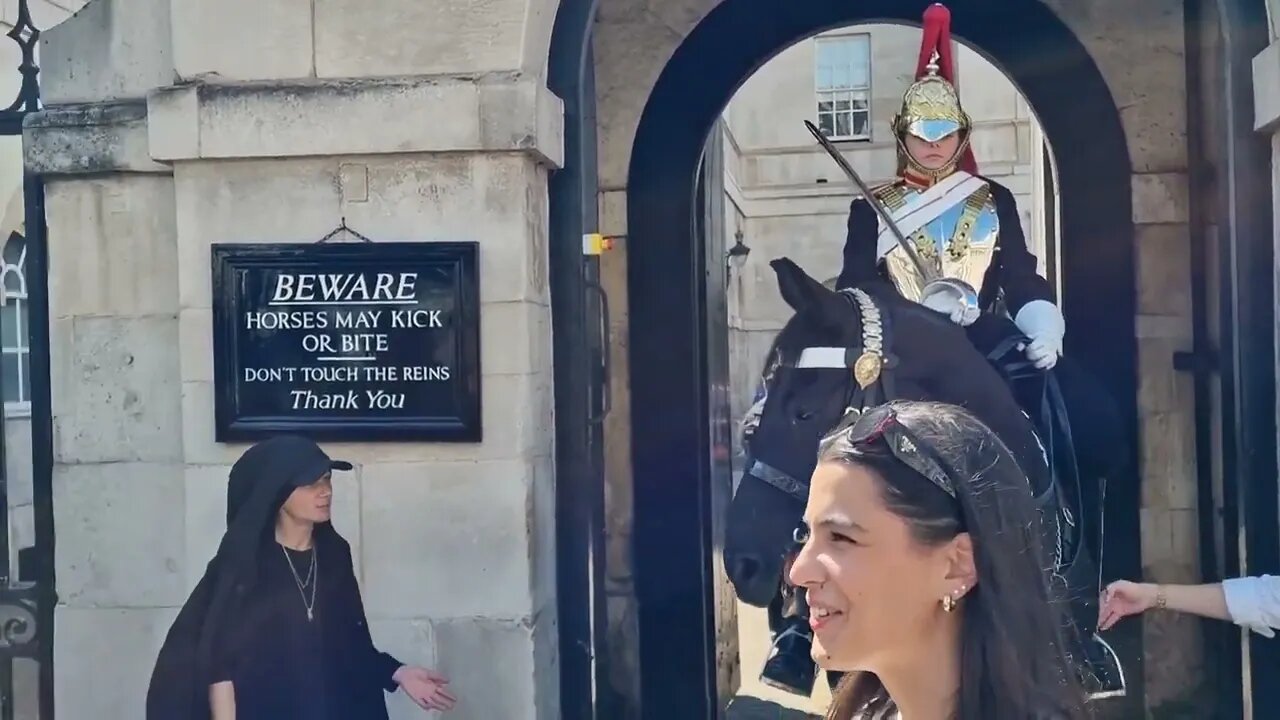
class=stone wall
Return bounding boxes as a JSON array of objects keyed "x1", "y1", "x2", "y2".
[
  {"x1": 1048, "y1": 0, "x2": 1202, "y2": 709},
  {"x1": 27, "y1": 0, "x2": 563, "y2": 717}
]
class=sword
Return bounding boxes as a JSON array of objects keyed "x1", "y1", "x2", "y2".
[
  {"x1": 804, "y1": 120, "x2": 978, "y2": 315},
  {"x1": 804, "y1": 120, "x2": 936, "y2": 282}
]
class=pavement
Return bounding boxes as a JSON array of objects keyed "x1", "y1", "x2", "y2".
[
  {"x1": 726, "y1": 696, "x2": 823, "y2": 720},
  {"x1": 727, "y1": 602, "x2": 829, "y2": 720}
]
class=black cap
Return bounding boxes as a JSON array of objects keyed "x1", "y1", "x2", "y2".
[{"x1": 227, "y1": 435, "x2": 352, "y2": 514}]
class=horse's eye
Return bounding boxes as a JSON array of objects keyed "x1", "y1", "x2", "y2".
[
  {"x1": 793, "y1": 525, "x2": 811, "y2": 545},
  {"x1": 794, "y1": 408, "x2": 814, "y2": 422}
]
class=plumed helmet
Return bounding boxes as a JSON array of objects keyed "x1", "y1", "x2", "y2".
[{"x1": 892, "y1": 4, "x2": 978, "y2": 181}]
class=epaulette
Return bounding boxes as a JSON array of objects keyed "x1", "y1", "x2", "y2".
[
  {"x1": 868, "y1": 179, "x2": 904, "y2": 204},
  {"x1": 869, "y1": 179, "x2": 909, "y2": 212}
]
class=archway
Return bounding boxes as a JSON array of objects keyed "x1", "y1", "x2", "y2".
[{"x1": 623, "y1": 1, "x2": 1137, "y2": 717}]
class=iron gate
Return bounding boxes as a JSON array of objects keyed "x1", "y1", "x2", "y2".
[{"x1": 0, "y1": 0, "x2": 54, "y2": 718}]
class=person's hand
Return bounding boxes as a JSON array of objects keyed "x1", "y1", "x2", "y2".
[
  {"x1": 393, "y1": 665, "x2": 457, "y2": 713},
  {"x1": 1098, "y1": 580, "x2": 1159, "y2": 631},
  {"x1": 1023, "y1": 335, "x2": 1061, "y2": 370}
]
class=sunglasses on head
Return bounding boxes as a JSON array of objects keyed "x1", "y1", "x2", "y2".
[{"x1": 829, "y1": 404, "x2": 959, "y2": 499}]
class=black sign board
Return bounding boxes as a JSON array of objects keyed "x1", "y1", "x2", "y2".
[{"x1": 211, "y1": 242, "x2": 481, "y2": 442}]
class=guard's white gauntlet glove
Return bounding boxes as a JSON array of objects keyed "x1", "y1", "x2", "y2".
[{"x1": 1014, "y1": 299, "x2": 1065, "y2": 370}]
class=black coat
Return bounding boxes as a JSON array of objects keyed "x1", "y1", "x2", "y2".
[
  {"x1": 834, "y1": 176, "x2": 1055, "y2": 317},
  {"x1": 145, "y1": 438, "x2": 401, "y2": 720}
]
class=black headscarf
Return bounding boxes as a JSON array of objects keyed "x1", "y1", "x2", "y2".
[{"x1": 145, "y1": 436, "x2": 353, "y2": 720}]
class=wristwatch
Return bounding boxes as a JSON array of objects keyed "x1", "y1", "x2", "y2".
[{"x1": 1155, "y1": 585, "x2": 1168, "y2": 610}]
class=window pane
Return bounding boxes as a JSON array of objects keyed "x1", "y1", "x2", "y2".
[
  {"x1": 852, "y1": 91, "x2": 870, "y2": 111},
  {"x1": 834, "y1": 97, "x2": 851, "y2": 112},
  {"x1": 815, "y1": 41, "x2": 840, "y2": 69},
  {"x1": 835, "y1": 40, "x2": 855, "y2": 67},
  {"x1": 2, "y1": 353, "x2": 18, "y2": 405},
  {"x1": 14, "y1": 300, "x2": 23, "y2": 350},
  {"x1": 835, "y1": 112, "x2": 852, "y2": 138},
  {"x1": 852, "y1": 111, "x2": 870, "y2": 138},
  {"x1": 831, "y1": 62, "x2": 851, "y2": 89},
  {"x1": 816, "y1": 65, "x2": 833, "y2": 90},
  {"x1": 1, "y1": 302, "x2": 17, "y2": 348},
  {"x1": 819, "y1": 114, "x2": 835, "y2": 137},
  {"x1": 851, "y1": 41, "x2": 870, "y2": 88},
  {"x1": 817, "y1": 98, "x2": 833, "y2": 113},
  {"x1": 2, "y1": 269, "x2": 21, "y2": 298},
  {"x1": 18, "y1": 351, "x2": 27, "y2": 404},
  {"x1": 3, "y1": 232, "x2": 24, "y2": 269}
]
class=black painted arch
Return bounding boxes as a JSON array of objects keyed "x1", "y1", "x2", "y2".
[{"x1": 624, "y1": 0, "x2": 1139, "y2": 717}]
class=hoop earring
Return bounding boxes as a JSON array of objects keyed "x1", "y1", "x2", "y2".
[{"x1": 942, "y1": 584, "x2": 968, "y2": 613}]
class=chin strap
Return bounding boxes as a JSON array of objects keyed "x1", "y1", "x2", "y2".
[{"x1": 1014, "y1": 300, "x2": 1065, "y2": 370}]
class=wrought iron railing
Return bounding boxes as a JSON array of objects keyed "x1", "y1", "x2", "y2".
[{"x1": 0, "y1": 1, "x2": 47, "y2": 718}]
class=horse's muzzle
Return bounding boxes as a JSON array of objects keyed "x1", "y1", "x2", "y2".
[{"x1": 725, "y1": 550, "x2": 783, "y2": 608}]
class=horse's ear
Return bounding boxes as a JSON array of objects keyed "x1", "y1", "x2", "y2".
[{"x1": 771, "y1": 257, "x2": 828, "y2": 311}]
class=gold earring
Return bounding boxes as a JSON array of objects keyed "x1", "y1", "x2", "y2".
[{"x1": 942, "y1": 594, "x2": 955, "y2": 613}]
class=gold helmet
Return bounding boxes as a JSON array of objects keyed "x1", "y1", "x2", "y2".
[{"x1": 892, "y1": 4, "x2": 977, "y2": 183}]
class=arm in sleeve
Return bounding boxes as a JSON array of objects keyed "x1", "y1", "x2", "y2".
[
  {"x1": 209, "y1": 681, "x2": 236, "y2": 720},
  {"x1": 835, "y1": 199, "x2": 882, "y2": 290},
  {"x1": 989, "y1": 182, "x2": 1055, "y2": 315},
  {"x1": 1223, "y1": 574, "x2": 1280, "y2": 638},
  {"x1": 334, "y1": 541, "x2": 404, "y2": 692}
]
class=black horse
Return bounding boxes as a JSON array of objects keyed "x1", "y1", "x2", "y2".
[{"x1": 724, "y1": 258, "x2": 1127, "y2": 698}]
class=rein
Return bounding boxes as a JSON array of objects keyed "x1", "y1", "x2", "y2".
[{"x1": 983, "y1": 334, "x2": 1098, "y2": 595}]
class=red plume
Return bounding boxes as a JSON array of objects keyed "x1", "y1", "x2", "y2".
[
  {"x1": 910, "y1": 3, "x2": 977, "y2": 174},
  {"x1": 915, "y1": 4, "x2": 957, "y2": 84}
]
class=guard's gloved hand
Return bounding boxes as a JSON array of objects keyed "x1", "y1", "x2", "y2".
[{"x1": 1014, "y1": 300, "x2": 1065, "y2": 370}]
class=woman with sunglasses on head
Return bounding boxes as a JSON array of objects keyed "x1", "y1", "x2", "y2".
[{"x1": 788, "y1": 401, "x2": 1090, "y2": 720}]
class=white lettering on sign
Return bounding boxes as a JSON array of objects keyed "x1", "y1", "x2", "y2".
[
  {"x1": 270, "y1": 273, "x2": 418, "y2": 305},
  {"x1": 237, "y1": 267, "x2": 464, "y2": 415},
  {"x1": 290, "y1": 389, "x2": 360, "y2": 410},
  {"x1": 391, "y1": 310, "x2": 443, "y2": 328}
]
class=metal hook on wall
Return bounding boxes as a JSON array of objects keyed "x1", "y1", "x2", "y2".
[{"x1": 316, "y1": 217, "x2": 374, "y2": 244}]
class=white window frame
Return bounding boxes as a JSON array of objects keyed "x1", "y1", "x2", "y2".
[
  {"x1": 1, "y1": 231, "x2": 29, "y2": 418},
  {"x1": 814, "y1": 33, "x2": 873, "y2": 142}
]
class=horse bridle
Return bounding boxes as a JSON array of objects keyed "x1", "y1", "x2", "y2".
[{"x1": 745, "y1": 288, "x2": 895, "y2": 502}]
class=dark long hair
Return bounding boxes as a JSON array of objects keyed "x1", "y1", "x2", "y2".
[{"x1": 819, "y1": 401, "x2": 1089, "y2": 720}]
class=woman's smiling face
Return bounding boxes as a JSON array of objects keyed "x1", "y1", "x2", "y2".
[{"x1": 787, "y1": 460, "x2": 964, "y2": 672}]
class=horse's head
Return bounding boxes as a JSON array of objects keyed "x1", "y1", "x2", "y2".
[{"x1": 724, "y1": 258, "x2": 874, "y2": 607}]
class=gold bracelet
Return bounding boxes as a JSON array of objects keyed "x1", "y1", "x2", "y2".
[{"x1": 1155, "y1": 585, "x2": 1168, "y2": 610}]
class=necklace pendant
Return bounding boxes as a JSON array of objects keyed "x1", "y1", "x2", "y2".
[{"x1": 307, "y1": 608, "x2": 313, "y2": 622}]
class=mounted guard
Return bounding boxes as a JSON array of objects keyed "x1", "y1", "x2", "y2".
[
  {"x1": 754, "y1": 2, "x2": 1128, "y2": 701},
  {"x1": 832, "y1": 2, "x2": 1063, "y2": 372}
]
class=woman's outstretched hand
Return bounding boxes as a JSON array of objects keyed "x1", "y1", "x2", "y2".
[
  {"x1": 394, "y1": 666, "x2": 457, "y2": 713},
  {"x1": 1098, "y1": 580, "x2": 1158, "y2": 631}
]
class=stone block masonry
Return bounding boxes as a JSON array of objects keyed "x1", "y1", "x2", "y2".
[{"x1": 28, "y1": 0, "x2": 565, "y2": 717}]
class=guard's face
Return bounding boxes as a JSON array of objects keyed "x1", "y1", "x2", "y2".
[
  {"x1": 788, "y1": 461, "x2": 965, "y2": 673},
  {"x1": 905, "y1": 132, "x2": 961, "y2": 171},
  {"x1": 281, "y1": 472, "x2": 333, "y2": 524}
]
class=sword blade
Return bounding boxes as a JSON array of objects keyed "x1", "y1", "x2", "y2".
[{"x1": 803, "y1": 120, "x2": 937, "y2": 282}]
